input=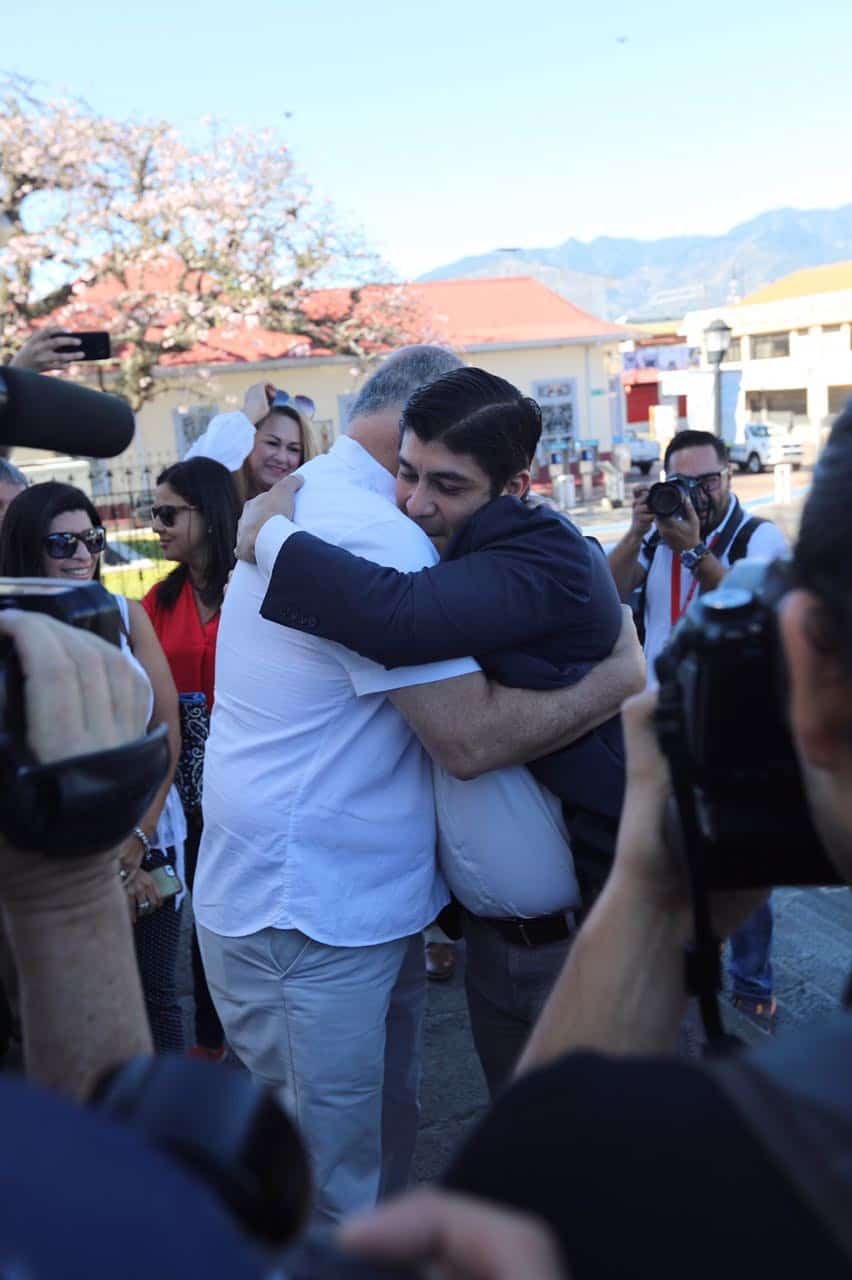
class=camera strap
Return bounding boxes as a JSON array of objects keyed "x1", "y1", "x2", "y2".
[
  {"x1": 655, "y1": 685, "x2": 742, "y2": 1055},
  {"x1": 0, "y1": 724, "x2": 170, "y2": 856},
  {"x1": 669, "y1": 497, "x2": 744, "y2": 626}
]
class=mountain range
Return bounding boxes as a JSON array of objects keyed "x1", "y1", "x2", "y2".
[{"x1": 418, "y1": 205, "x2": 852, "y2": 320}]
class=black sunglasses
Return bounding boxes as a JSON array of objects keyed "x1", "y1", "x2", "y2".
[
  {"x1": 150, "y1": 504, "x2": 196, "y2": 528},
  {"x1": 43, "y1": 527, "x2": 106, "y2": 559}
]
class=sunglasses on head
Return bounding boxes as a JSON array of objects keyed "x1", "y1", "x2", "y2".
[
  {"x1": 270, "y1": 389, "x2": 316, "y2": 420},
  {"x1": 150, "y1": 504, "x2": 196, "y2": 528},
  {"x1": 43, "y1": 527, "x2": 106, "y2": 559}
]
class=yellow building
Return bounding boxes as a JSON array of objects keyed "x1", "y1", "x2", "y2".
[{"x1": 113, "y1": 277, "x2": 628, "y2": 482}]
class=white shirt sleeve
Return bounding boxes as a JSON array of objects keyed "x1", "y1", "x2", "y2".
[
  {"x1": 184, "y1": 411, "x2": 255, "y2": 469},
  {"x1": 333, "y1": 515, "x2": 480, "y2": 696},
  {"x1": 255, "y1": 516, "x2": 299, "y2": 580}
]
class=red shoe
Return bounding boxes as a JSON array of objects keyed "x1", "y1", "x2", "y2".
[{"x1": 187, "y1": 1043, "x2": 228, "y2": 1063}]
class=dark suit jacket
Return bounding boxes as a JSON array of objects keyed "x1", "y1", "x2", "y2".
[{"x1": 261, "y1": 496, "x2": 625, "y2": 819}]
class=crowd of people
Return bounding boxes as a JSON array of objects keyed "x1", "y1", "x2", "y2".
[{"x1": 0, "y1": 329, "x2": 851, "y2": 1278}]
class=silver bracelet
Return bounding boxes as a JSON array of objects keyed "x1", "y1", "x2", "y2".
[{"x1": 132, "y1": 826, "x2": 152, "y2": 858}]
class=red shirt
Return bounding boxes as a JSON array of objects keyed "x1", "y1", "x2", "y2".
[{"x1": 142, "y1": 574, "x2": 220, "y2": 710}]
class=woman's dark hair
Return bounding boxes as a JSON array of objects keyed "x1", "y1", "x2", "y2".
[
  {"x1": 792, "y1": 402, "x2": 852, "y2": 675},
  {"x1": 154, "y1": 457, "x2": 240, "y2": 611},
  {"x1": 0, "y1": 481, "x2": 103, "y2": 580},
  {"x1": 400, "y1": 367, "x2": 542, "y2": 496}
]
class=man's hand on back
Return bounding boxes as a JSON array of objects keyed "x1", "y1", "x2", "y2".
[{"x1": 235, "y1": 474, "x2": 304, "y2": 564}]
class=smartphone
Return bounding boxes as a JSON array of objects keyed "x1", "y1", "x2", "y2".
[
  {"x1": 149, "y1": 864, "x2": 183, "y2": 900},
  {"x1": 59, "y1": 331, "x2": 112, "y2": 361}
]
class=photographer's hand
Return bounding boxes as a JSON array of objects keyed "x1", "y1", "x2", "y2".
[
  {"x1": 0, "y1": 611, "x2": 154, "y2": 1097},
  {"x1": 657, "y1": 494, "x2": 701, "y2": 554},
  {"x1": 607, "y1": 486, "x2": 654, "y2": 601},
  {"x1": 10, "y1": 325, "x2": 83, "y2": 373},
  {"x1": 341, "y1": 1188, "x2": 567, "y2": 1280},
  {"x1": 518, "y1": 689, "x2": 766, "y2": 1070}
]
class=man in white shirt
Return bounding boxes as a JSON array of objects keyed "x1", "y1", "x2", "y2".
[
  {"x1": 196, "y1": 347, "x2": 642, "y2": 1226},
  {"x1": 608, "y1": 428, "x2": 790, "y2": 1035}
]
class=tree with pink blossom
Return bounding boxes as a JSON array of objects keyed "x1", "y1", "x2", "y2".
[{"x1": 1, "y1": 77, "x2": 422, "y2": 412}]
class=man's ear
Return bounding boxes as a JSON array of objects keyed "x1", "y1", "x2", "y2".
[
  {"x1": 505, "y1": 469, "x2": 531, "y2": 499},
  {"x1": 779, "y1": 589, "x2": 852, "y2": 770}
]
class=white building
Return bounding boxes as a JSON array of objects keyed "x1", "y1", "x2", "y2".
[{"x1": 661, "y1": 261, "x2": 852, "y2": 449}]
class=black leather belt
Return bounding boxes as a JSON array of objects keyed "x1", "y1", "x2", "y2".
[{"x1": 478, "y1": 911, "x2": 574, "y2": 949}]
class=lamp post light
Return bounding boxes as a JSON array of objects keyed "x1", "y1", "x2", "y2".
[{"x1": 704, "y1": 318, "x2": 732, "y2": 437}]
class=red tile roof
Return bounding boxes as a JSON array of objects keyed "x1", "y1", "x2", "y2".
[
  {"x1": 47, "y1": 271, "x2": 626, "y2": 368},
  {"x1": 406, "y1": 277, "x2": 628, "y2": 347}
]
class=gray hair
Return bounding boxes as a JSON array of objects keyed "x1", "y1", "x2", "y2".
[
  {"x1": 0, "y1": 459, "x2": 27, "y2": 489},
  {"x1": 348, "y1": 345, "x2": 464, "y2": 423}
]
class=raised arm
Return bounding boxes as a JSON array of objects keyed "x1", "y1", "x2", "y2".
[
  {"x1": 390, "y1": 607, "x2": 645, "y2": 780},
  {"x1": 262, "y1": 530, "x2": 603, "y2": 668}
]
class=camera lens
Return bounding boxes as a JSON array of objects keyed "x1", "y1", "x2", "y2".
[{"x1": 647, "y1": 481, "x2": 684, "y2": 519}]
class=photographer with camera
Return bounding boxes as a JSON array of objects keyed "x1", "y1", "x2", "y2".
[
  {"x1": 343, "y1": 407, "x2": 852, "y2": 1279},
  {"x1": 608, "y1": 430, "x2": 789, "y2": 1033}
]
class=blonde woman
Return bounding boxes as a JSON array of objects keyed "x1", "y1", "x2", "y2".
[{"x1": 186, "y1": 382, "x2": 321, "y2": 504}]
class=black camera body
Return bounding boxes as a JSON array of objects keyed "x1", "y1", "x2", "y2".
[
  {"x1": 0, "y1": 579, "x2": 122, "y2": 754},
  {"x1": 0, "y1": 579, "x2": 170, "y2": 855},
  {"x1": 654, "y1": 558, "x2": 841, "y2": 890},
  {"x1": 647, "y1": 474, "x2": 706, "y2": 520}
]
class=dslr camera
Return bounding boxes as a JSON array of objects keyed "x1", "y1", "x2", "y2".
[
  {"x1": 654, "y1": 557, "x2": 839, "y2": 890},
  {"x1": 647, "y1": 474, "x2": 708, "y2": 520}
]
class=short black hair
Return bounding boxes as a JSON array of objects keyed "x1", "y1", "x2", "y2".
[
  {"x1": 0, "y1": 481, "x2": 103, "y2": 580},
  {"x1": 400, "y1": 367, "x2": 542, "y2": 496},
  {"x1": 664, "y1": 430, "x2": 728, "y2": 472},
  {"x1": 793, "y1": 402, "x2": 852, "y2": 676},
  {"x1": 154, "y1": 458, "x2": 240, "y2": 611}
]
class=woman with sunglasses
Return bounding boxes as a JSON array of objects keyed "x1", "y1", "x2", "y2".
[
  {"x1": 0, "y1": 482, "x2": 186, "y2": 1052},
  {"x1": 142, "y1": 458, "x2": 241, "y2": 1062},
  {"x1": 185, "y1": 381, "x2": 321, "y2": 505}
]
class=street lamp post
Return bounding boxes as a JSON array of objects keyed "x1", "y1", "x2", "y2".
[{"x1": 704, "y1": 318, "x2": 732, "y2": 437}]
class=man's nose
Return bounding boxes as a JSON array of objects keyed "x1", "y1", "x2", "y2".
[{"x1": 405, "y1": 484, "x2": 436, "y2": 518}]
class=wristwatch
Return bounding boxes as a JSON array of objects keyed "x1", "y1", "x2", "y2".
[{"x1": 680, "y1": 542, "x2": 709, "y2": 572}]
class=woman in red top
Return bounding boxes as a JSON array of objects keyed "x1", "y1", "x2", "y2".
[{"x1": 142, "y1": 456, "x2": 241, "y2": 1060}]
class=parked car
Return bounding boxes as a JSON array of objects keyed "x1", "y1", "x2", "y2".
[
  {"x1": 622, "y1": 429, "x2": 660, "y2": 475},
  {"x1": 729, "y1": 423, "x2": 803, "y2": 474}
]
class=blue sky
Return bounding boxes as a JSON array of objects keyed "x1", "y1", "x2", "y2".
[{"x1": 5, "y1": 0, "x2": 850, "y2": 278}]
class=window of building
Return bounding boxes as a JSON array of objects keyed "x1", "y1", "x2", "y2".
[
  {"x1": 822, "y1": 324, "x2": 842, "y2": 334},
  {"x1": 532, "y1": 378, "x2": 578, "y2": 450},
  {"x1": 173, "y1": 403, "x2": 218, "y2": 455},
  {"x1": 750, "y1": 332, "x2": 790, "y2": 359},
  {"x1": 723, "y1": 338, "x2": 742, "y2": 362},
  {"x1": 829, "y1": 386, "x2": 852, "y2": 416},
  {"x1": 747, "y1": 389, "x2": 806, "y2": 421}
]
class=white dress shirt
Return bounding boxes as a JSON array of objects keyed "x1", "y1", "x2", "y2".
[
  {"x1": 193, "y1": 435, "x2": 478, "y2": 947},
  {"x1": 241, "y1": 480, "x2": 581, "y2": 923},
  {"x1": 434, "y1": 766, "x2": 580, "y2": 917}
]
